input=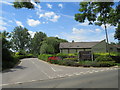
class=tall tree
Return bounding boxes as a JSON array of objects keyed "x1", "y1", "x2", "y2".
[
  {"x1": 75, "y1": 2, "x2": 115, "y2": 53},
  {"x1": 11, "y1": 26, "x2": 31, "y2": 52},
  {"x1": 1, "y1": 31, "x2": 14, "y2": 70},
  {"x1": 40, "y1": 37, "x2": 68, "y2": 54},
  {"x1": 109, "y1": 3, "x2": 120, "y2": 43},
  {"x1": 30, "y1": 32, "x2": 47, "y2": 55},
  {"x1": 114, "y1": 24, "x2": 120, "y2": 43},
  {"x1": 13, "y1": 0, "x2": 40, "y2": 9}
]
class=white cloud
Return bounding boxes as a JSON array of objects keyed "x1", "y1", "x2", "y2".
[
  {"x1": 46, "y1": 4, "x2": 52, "y2": 9},
  {"x1": 0, "y1": 26, "x2": 7, "y2": 31},
  {"x1": 15, "y1": 21, "x2": 24, "y2": 27},
  {"x1": 28, "y1": 31, "x2": 36, "y2": 38},
  {"x1": 95, "y1": 28, "x2": 101, "y2": 32},
  {"x1": 8, "y1": 20, "x2": 13, "y2": 23},
  {"x1": 0, "y1": 1, "x2": 13, "y2": 5},
  {"x1": 0, "y1": 19, "x2": 7, "y2": 31},
  {"x1": 39, "y1": 12, "x2": 60, "y2": 22},
  {"x1": 72, "y1": 28, "x2": 85, "y2": 34},
  {"x1": 50, "y1": 15, "x2": 60, "y2": 22},
  {"x1": 0, "y1": 20, "x2": 7, "y2": 26},
  {"x1": 42, "y1": 22, "x2": 48, "y2": 24},
  {"x1": 61, "y1": 27, "x2": 105, "y2": 42},
  {"x1": 27, "y1": 19, "x2": 41, "y2": 27},
  {"x1": 55, "y1": 35, "x2": 60, "y2": 37},
  {"x1": 58, "y1": 4, "x2": 63, "y2": 8}
]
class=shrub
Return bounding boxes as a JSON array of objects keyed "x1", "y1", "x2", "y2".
[
  {"x1": 91, "y1": 61, "x2": 116, "y2": 67},
  {"x1": 26, "y1": 54, "x2": 34, "y2": 58},
  {"x1": 64, "y1": 58, "x2": 78, "y2": 62},
  {"x1": 47, "y1": 56, "x2": 62, "y2": 64},
  {"x1": 79, "y1": 60, "x2": 116, "y2": 67},
  {"x1": 38, "y1": 54, "x2": 53, "y2": 61},
  {"x1": 56, "y1": 53, "x2": 68, "y2": 58},
  {"x1": 2, "y1": 56, "x2": 19, "y2": 70},
  {"x1": 15, "y1": 51, "x2": 26, "y2": 56},
  {"x1": 93, "y1": 53, "x2": 120, "y2": 59},
  {"x1": 14, "y1": 55, "x2": 25, "y2": 59},
  {"x1": 95, "y1": 56, "x2": 114, "y2": 62}
]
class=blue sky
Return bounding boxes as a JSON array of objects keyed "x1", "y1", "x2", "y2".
[{"x1": 0, "y1": 1, "x2": 118, "y2": 43}]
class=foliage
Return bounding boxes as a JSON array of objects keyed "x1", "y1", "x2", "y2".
[
  {"x1": 47, "y1": 56, "x2": 62, "y2": 64},
  {"x1": 40, "y1": 37, "x2": 67, "y2": 54},
  {"x1": 56, "y1": 53, "x2": 68, "y2": 58},
  {"x1": 64, "y1": 58, "x2": 78, "y2": 62},
  {"x1": 95, "y1": 56, "x2": 114, "y2": 62},
  {"x1": 0, "y1": 31, "x2": 19, "y2": 70},
  {"x1": 114, "y1": 23, "x2": 120, "y2": 43},
  {"x1": 38, "y1": 54, "x2": 53, "y2": 61},
  {"x1": 13, "y1": 0, "x2": 40, "y2": 9},
  {"x1": 79, "y1": 60, "x2": 116, "y2": 67},
  {"x1": 30, "y1": 32, "x2": 47, "y2": 55},
  {"x1": 93, "y1": 53, "x2": 120, "y2": 59},
  {"x1": 11, "y1": 26, "x2": 31, "y2": 52},
  {"x1": 75, "y1": 2, "x2": 116, "y2": 52}
]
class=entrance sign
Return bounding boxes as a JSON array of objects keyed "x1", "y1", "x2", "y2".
[{"x1": 79, "y1": 51, "x2": 91, "y2": 61}]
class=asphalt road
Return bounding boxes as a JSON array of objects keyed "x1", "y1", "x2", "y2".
[{"x1": 2, "y1": 58, "x2": 119, "y2": 88}]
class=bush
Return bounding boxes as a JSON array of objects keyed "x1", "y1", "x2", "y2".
[
  {"x1": 15, "y1": 51, "x2": 26, "y2": 56},
  {"x1": 47, "y1": 56, "x2": 62, "y2": 64},
  {"x1": 91, "y1": 61, "x2": 116, "y2": 67},
  {"x1": 2, "y1": 56, "x2": 19, "y2": 70},
  {"x1": 56, "y1": 53, "x2": 68, "y2": 58},
  {"x1": 79, "y1": 60, "x2": 116, "y2": 67},
  {"x1": 26, "y1": 54, "x2": 35, "y2": 58},
  {"x1": 110, "y1": 56, "x2": 120, "y2": 63},
  {"x1": 95, "y1": 56, "x2": 114, "y2": 62},
  {"x1": 38, "y1": 54, "x2": 53, "y2": 61},
  {"x1": 14, "y1": 55, "x2": 25, "y2": 59},
  {"x1": 93, "y1": 52, "x2": 120, "y2": 59},
  {"x1": 64, "y1": 58, "x2": 78, "y2": 62}
]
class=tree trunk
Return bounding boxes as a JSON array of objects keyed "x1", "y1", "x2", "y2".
[{"x1": 104, "y1": 24, "x2": 110, "y2": 56}]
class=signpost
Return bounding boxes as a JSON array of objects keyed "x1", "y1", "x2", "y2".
[{"x1": 79, "y1": 51, "x2": 92, "y2": 61}]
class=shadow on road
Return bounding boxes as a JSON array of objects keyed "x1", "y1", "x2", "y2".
[{"x1": 2, "y1": 66, "x2": 27, "y2": 73}]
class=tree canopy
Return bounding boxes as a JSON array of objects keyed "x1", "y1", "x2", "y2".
[
  {"x1": 40, "y1": 37, "x2": 68, "y2": 54},
  {"x1": 30, "y1": 32, "x2": 47, "y2": 55},
  {"x1": 11, "y1": 26, "x2": 31, "y2": 52},
  {"x1": 75, "y1": 2, "x2": 118, "y2": 53},
  {"x1": 13, "y1": 0, "x2": 40, "y2": 9},
  {"x1": 114, "y1": 24, "x2": 120, "y2": 43}
]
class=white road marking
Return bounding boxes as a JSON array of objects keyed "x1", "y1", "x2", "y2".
[
  {"x1": 30, "y1": 60, "x2": 50, "y2": 79},
  {"x1": 94, "y1": 71, "x2": 99, "y2": 72},
  {"x1": 19, "y1": 62, "x2": 22, "y2": 66},
  {"x1": 75, "y1": 73, "x2": 80, "y2": 75},
  {"x1": 100, "y1": 69, "x2": 105, "y2": 71},
  {"x1": 51, "y1": 67, "x2": 56, "y2": 72}
]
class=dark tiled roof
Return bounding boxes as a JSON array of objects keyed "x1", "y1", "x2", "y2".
[{"x1": 60, "y1": 41, "x2": 100, "y2": 49}]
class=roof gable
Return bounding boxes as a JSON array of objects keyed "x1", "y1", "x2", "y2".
[{"x1": 60, "y1": 41, "x2": 100, "y2": 49}]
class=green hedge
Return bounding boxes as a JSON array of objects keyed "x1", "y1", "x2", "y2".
[
  {"x1": 64, "y1": 58, "x2": 78, "y2": 62},
  {"x1": 79, "y1": 61, "x2": 116, "y2": 67},
  {"x1": 95, "y1": 56, "x2": 114, "y2": 62},
  {"x1": 94, "y1": 52, "x2": 120, "y2": 58},
  {"x1": 38, "y1": 54, "x2": 53, "y2": 61},
  {"x1": 2, "y1": 56, "x2": 19, "y2": 71}
]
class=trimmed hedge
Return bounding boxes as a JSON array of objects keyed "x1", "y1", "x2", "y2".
[
  {"x1": 38, "y1": 54, "x2": 53, "y2": 61},
  {"x1": 79, "y1": 61, "x2": 116, "y2": 67},
  {"x1": 95, "y1": 56, "x2": 114, "y2": 62},
  {"x1": 64, "y1": 58, "x2": 78, "y2": 62},
  {"x1": 2, "y1": 56, "x2": 19, "y2": 70}
]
